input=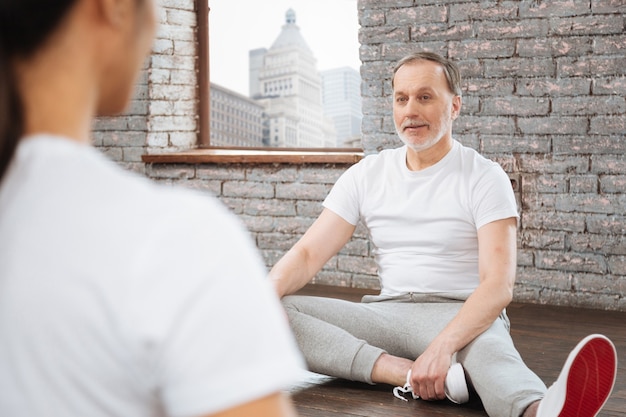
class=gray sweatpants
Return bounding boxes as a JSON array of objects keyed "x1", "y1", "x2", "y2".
[{"x1": 282, "y1": 292, "x2": 547, "y2": 417}]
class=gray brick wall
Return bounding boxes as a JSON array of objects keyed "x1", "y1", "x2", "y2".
[
  {"x1": 146, "y1": 163, "x2": 379, "y2": 289},
  {"x1": 100, "y1": 0, "x2": 626, "y2": 310}
]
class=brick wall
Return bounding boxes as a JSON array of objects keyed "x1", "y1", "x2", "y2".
[
  {"x1": 146, "y1": 163, "x2": 380, "y2": 289},
  {"x1": 99, "y1": 0, "x2": 626, "y2": 310},
  {"x1": 94, "y1": 0, "x2": 198, "y2": 173}
]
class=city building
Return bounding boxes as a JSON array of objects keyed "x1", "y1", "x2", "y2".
[
  {"x1": 321, "y1": 67, "x2": 363, "y2": 148},
  {"x1": 249, "y1": 9, "x2": 337, "y2": 148},
  {"x1": 209, "y1": 82, "x2": 264, "y2": 147}
]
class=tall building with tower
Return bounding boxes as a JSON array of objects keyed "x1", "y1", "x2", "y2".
[{"x1": 249, "y1": 9, "x2": 337, "y2": 148}]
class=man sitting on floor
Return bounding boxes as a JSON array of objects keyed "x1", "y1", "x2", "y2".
[{"x1": 269, "y1": 51, "x2": 617, "y2": 417}]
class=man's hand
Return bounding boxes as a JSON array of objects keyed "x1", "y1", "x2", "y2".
[{"x1": 409, "y1": 343, "x2": 453, "y2": 401}]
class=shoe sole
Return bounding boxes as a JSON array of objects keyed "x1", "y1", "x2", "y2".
[{"x1": 559, "y1": 334, "x2": 617, "y2": 417}]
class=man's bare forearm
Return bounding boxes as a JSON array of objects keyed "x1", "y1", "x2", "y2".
[{"x1": 269, "y1": 246, "x2": 315, "y2": 298}]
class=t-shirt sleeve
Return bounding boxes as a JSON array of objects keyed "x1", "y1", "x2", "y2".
[
  {"x1": 322, "y1": 162, "x2": 363, "y2": 226},
  {"x1": 472, "y1": 164, "x2": 519, "y2": 230},
  {"x1": 133, "y1": 194, "x2": 305, "y2": 417}
]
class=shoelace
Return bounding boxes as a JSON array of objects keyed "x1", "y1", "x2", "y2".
[
  {"x1": 393, "y1": 370, "x2": 419, "y2": 401},
  {"x1": 393, "y1": 380, "x2": 416, "y2": 401}
]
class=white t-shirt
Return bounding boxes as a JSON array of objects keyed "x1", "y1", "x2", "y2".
[
  {"x1": 0, "y1": 135, "x2": 305, "y2": 417},
  {"x1": 323, "y1": 141, "x2": 519, "y2": 296}
]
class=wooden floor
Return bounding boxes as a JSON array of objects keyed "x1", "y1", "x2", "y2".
[{"x1": 289, "y1": 285, "x2": 626, "y2": 417}]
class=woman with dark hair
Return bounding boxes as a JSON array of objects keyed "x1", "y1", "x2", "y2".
[{"x1": 0, "y1": 1, "x2": 304, "y2": 416}]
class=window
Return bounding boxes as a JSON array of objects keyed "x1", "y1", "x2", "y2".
[{"x1": 200, "y1": 0, "x2": 362, "y2": 150}]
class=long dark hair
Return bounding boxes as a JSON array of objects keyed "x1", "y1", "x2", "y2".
[{"x1": 0, "y1": 0, "x2": 78, "y2": 182}]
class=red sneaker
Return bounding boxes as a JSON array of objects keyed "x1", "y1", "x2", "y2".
[{"x1": 537, "y1": 334, "x2": 617, "y2": 417}]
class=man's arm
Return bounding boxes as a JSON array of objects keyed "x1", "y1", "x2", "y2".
[
  {"x1": 207, "y1": 392, "x2": 297, "y2": 417},
  {"x1": 269, "y1": 208, "x2": 356, "y2": 298},
  {"x1": 409, "y1": 216, "x2": 518, "y2": 400}
]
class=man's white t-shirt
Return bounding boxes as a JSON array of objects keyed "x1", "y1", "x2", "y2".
[
  {"x1": 323, "y1": 140, "x2": 519, "y2": 297},
  {"x1": 0, "y1": 135, "x2": 305, "y2": 417}
]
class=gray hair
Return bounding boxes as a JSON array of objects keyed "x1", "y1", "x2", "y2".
[{"x1": 391, "y1": 52, "x2": 462, "y2": 97}]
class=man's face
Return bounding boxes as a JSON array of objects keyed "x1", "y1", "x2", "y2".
[{"x1": 392, "y1": 60, "x2": 461, "y2": 152}]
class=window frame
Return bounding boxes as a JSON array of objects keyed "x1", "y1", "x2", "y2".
[{"x1": 173, "y1": 0, "x2": 363, "y2": 165}]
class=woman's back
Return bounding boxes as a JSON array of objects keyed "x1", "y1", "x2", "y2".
[{"x1": 0, "y1": 135, "x2": 304, "y2": 416}]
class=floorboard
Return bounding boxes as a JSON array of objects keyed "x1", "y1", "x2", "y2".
[{"x1": 289, "y1": 285, "x2": 626, "y2": 417}]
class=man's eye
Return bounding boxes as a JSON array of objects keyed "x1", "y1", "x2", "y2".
[{"x1": 421, "y1": 95, "x2": 430, "y2": 100}]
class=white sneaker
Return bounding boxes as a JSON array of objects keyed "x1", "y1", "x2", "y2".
[
  {"x1": 393, "y1": 362, "x2": 469, "y2": 404},
  {"x1": 536, "y1": 334, "x2": 617, "y2": 417}
]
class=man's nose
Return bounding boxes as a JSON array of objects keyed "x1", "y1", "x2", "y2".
[{"x1": 404, "y1": 97, "x2": 422, "y2": 116}]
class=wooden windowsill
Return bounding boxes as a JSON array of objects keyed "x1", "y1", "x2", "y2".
[{"x1": 142, "y1": 148, "x2": 364, "y2": 165}]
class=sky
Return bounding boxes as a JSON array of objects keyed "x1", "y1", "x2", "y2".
[{"x1": 209, "y1": 0, "x2": 360, "y2": 96}]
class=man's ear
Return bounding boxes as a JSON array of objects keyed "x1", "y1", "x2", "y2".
[{"x1": 451, "y1": 95, "x2": 462, "y2": 120}]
